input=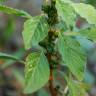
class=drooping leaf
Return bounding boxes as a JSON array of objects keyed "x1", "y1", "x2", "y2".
[
  {"x1": 0, "y1": 52, "x2": 23, "y2": 63},
  {"x1": 79, "y1": 27, "x2": 96, "y2": 41},
  {"x1": 56, "y1": 0, "x2": 76, "y2": 27},
  {"x1": 24, "y1": 51, "x2": 50, "y2": 93},
  {"x1": 58, "y1": 35, "x2": 86, "y2": 80},
  {"x1": 22, "y1": 16, "x2": 49, "y2": 50},
  {"x1": 1, "y1": 49, "x2": 25, "y2": 69},
  {"x1": 71, "y1": 3, "x2": 96, "y2": 25},
  {"x1": 0, "y1": 5, "x2": 31, "y2": 18}
]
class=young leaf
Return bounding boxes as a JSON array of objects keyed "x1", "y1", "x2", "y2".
[
  {"x1": 24, "y1": 51, "x2": 50, "y2": 94},
  {"x1": 71, "y1": 3, "x2": 96, "y2": 25},
  {"x1": 0, "y1": 5, "x2": 31, "y2": 18},
  {"x1": 79, "y1": 27, "x2": 96, "y2": 41},
  {"x1": 56, "y1": 0, "x2": 76, "y2": 27},
  {"x1": 22, "y1": 16, "x2": 49, "y2": 50},
  {"x1": 58, "y1": 35, "x2": 86, "y2": 80}
]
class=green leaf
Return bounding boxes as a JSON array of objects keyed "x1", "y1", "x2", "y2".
[
  {"x1": 79, "y1": 27, "x2": 96, "y2": 41},
  {"x1": 0, "y1": 52, "x2": 23, "y2": 63},
  {"x1": 58, "y1": 35, "x2": 86, "y2": 80},
  {"x1": 71, "y1": 3, "x2": 96, "y2": 25},
  {"x1": 57, "y1": 0, "x2": 96, "y2": 25},
  {"x1": 24, "y1": 51, "x2": 50, "y2": 93},
  {"x1": 56, "y1": 0, "x2": 76, "y2": 27},
  {"x1": 1, "y1": 49, "x2": 25, "y2": 69},
  {"x1": 67, "y1": 80, "x2": 86, "y2": 96},
  {"x1": 22, "y1": 16, "x2": 49, "y2": 50},
  {"x1": 0, "y1": 5, "x2": 31, "y2": 18},
  {"x1": 60, "y1": 72, "x2": 87, "y2": 96}
]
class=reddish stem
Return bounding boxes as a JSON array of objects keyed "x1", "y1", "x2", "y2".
[{"x1": 47, "y1": 53, "x2": 58, "y2": 96}]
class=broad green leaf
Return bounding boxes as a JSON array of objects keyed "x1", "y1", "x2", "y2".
[
  {"x1": 67, "y1": 80, "x2": 86, "y2": 96},
  {"x1": 58, "y1": 35, "x2": 86, "y2": 80},
  {"x1": 79, "y1": 27, "x2": 96, "y2": 41},
  {"x1": 0, "y1": 5, "x2": 31, "y2": 18},
  {"x1": 24, "y1": 51, "x2": 50, "y2": 93},
  {"x1": 56, "y1": 0, "x2": 96, "y2": 25},
  {"x1": 71, "y1": 3, "x2": 96, "y2": 25},
  {"x1": 22, "y1": 16, "x2": 49, "y2": 50},
  {"x1": 56, "y1": 0, "x2": 76, "y2": 27}
]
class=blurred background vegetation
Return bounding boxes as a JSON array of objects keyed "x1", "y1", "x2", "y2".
[{"x1": 0, "y1": 0, "x2": 96, "y2": 96}]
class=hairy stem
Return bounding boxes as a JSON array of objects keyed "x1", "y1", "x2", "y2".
[
  {"x1": 42, "y1": 0, "x2": 58, "y2": 96},
  {"x1": 46, "y1": 31, "x2": 58, "y2": 96}
]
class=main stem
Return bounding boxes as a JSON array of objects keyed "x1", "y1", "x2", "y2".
[
  {"x1": 47, "y1": 31, "x2": 57, "y2": 96},
  {"x1": 42, "y1": 0, "x2": 58, "y2": 96}
]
